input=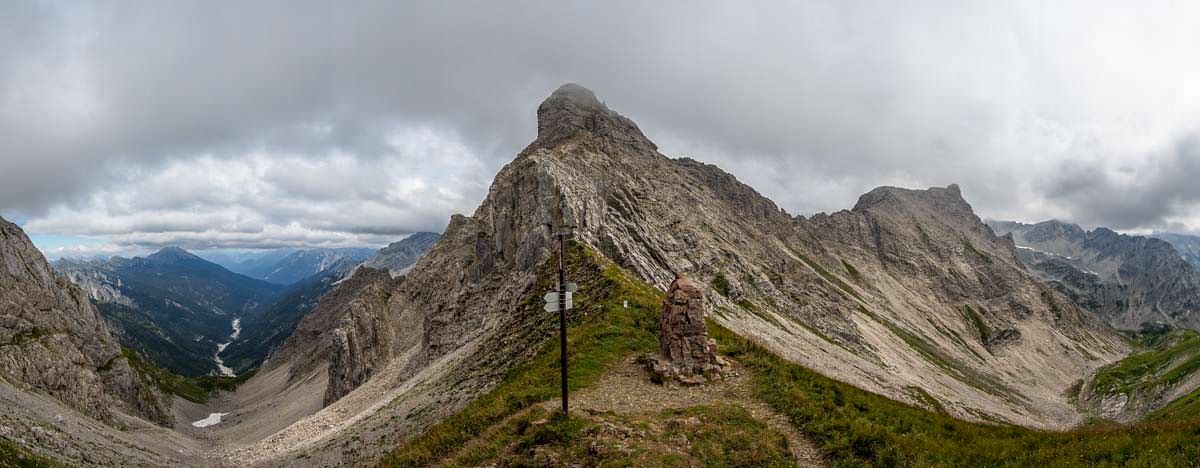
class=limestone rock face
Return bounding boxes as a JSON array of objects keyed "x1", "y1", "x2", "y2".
[
  {"x1": 0, "y1": 216, "x2": 167, "y2": 425},
  {"x1": 658, "y1": 274, "x2": 717, "y2": 366}
]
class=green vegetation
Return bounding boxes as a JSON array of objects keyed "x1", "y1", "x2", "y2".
[
  {"x1": 122, "y1": 347, "x2": 256, "y2": 404},
  {"x1": 709, "y1": 273, "x2": 732, "y2": 297},
  {"x1": 1088, "y1": 329, "x2": 1200, "y2": 396},
  {"x1": 1149, "y1": 386, "x2": 1200, "y2": 421},
  {"x1": 0, "y1": 438, "x2": 56, "y2": 467},
  {"x1": 960, "y1": 305, "x2": 991, "y2": 343},
  {"x1": 709, "y1": 323, "x2": 1200, "y2": 467},
  {"x1": 386, "y1": 247, "x2": 1200, "y2": 467},
  {"x1": 442, "y1": 405, "x2": 793, "y2": 467},
  {"x1": 840, "y1": 258, "x2": 861, "y2": 279}
]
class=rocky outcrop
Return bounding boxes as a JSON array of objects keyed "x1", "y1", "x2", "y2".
[
  {"x1": 989, "y1": 219, "x2": 1200, "y2": 331},
  {"x1": 0, "y1": 216, "x2": 167, "y2": 425},
  {"x1": 360, "y1": 232, "x2": 441, "y2": 276},
  {"x1": 645, "y1": 274, "x2": 725, "y2": 384}
]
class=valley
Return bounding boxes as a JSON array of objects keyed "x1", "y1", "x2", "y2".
[{"x1": 2, "y1": 85, "x2": 1200, "y2": 466}]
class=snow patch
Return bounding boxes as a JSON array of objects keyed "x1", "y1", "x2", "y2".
[{"x1": 192, "y1": 412, "x2": 229, "y2": 428}]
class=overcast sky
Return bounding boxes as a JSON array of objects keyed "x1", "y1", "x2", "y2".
[{"x1": 5, "y1": 1, "x2": 1200, "y2": 258}]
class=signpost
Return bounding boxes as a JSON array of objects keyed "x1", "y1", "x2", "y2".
[{"x1": 543, "y1": 229, "x2": 576, "y2": 414}]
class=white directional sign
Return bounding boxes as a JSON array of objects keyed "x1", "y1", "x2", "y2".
[{"x1": 543, "y1": 291, "x2": 574, "y2": 311}]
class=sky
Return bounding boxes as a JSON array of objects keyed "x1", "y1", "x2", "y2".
[{"x1": 4, "y1": 1, "x2": 1200, "y2": 258}]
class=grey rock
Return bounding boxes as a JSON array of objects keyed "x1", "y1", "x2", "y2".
[{"x1": 0, "y1": 216, "x2": 168, "y2": 425}]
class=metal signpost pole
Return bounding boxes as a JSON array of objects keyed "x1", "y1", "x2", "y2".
[{"x1": 558, "y1": 231, "x2": 568, "y2": 414}]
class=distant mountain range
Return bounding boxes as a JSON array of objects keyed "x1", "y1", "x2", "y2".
[
  {"x1": 54, "y1": 248, "x2": 286, "y2": 376},
  {"x1": 204, "y1": 248, "x2": 376, "y2": 285},
  {"x1": 1151, "y1": 232, "x2": 1200, "y2": 268},
  {"x1": 361, "y1": 232, "x2": 441, "y2": 276},
  {"x1": 52, "y1": 236, "x2": 442, "y2": 376},
  {"x1": 988, "y1": 220, "x2": 1200, "y2": 332}
]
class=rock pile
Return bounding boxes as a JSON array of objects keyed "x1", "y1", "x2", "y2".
[{"x1": 643, "y1": 273, "x2": 727, "y2": 385}]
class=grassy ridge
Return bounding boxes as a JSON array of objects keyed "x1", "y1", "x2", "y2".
[
  {"x1": 382, "y1": 245, "x2": 663, "y2": 466},
  {"x1": 1089, "y1": 329, "x2": 1200, "y2": 396},
  {"x1": 385, "y1": 249, "x2": 1200, "y2": 467},
  {"x1": 710, "y1": 323, "x2": 1200, "y2": 467}
]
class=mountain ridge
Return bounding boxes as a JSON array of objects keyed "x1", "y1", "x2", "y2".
[{"x1": 211, "y1": 84, "x2": 1128, "y2": 465}]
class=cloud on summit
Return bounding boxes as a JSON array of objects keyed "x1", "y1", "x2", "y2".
[{"x1": 6, "y1": 1, "x2": 1200, "y2": 256}]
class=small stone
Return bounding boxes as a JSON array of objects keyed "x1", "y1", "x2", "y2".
[{"x1": 680, "y1": 375, "x2": 707, "y2": 386}]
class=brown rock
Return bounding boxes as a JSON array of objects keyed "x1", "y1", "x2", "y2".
[{"x1": 658, "y1": 273, "x2": 718, "y2": 367}]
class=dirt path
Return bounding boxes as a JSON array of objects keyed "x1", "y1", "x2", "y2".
[{"x1": 544, "y1": 357, "x2": 826, "y2": 467}]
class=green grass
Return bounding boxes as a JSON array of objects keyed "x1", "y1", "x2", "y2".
[
  {"x1": 710, "y1": 273, "x2": 732, "y2": 297},
  {"x1": 840, "y1": 258, "x2": 861, "y2": 279},
  {"x1": 382, "y1": 245, "x2": 663, "y2": 467},
  {"x1": 709, "y1": 323, "x2": 1200, "y2": 467},
  {"x1": 960, "y1": 305, "x2": 991, "y2": 343},
  {"x1": 1149, "y1": 386, "x2": 1200, "y2": 422},
  {"x1": 1088, "y1": 329, "x2": 1200, "y2": 396},
  {"x1": 0, "y1": 438, "x2": 57, "y2": 467},
  {"x1": 122, "y1": 347, "x2": 257, "y2": 404}
]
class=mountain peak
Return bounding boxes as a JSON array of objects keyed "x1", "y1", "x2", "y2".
[
  {"x1": 852, "y1": 184, "x2": 971, "y2": 214},
  {"x1": 533, "y1": 83, "x2": 657, "y2": 152},
  {"x1": 147, "y1": 246, "x2": 201, "y2": 263}
]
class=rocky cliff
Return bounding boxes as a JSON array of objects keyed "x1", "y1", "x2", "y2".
[
  {"x1": 989, "y1": 219, "x2": 1200, "y2": 331},
  {"x1": 0, "y1": 217, "x2": 167, "y2": 425}
]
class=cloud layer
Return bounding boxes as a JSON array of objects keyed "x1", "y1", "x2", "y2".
[{"x1": 5, "y1": 1, "x2": 1200, "y2": 256}]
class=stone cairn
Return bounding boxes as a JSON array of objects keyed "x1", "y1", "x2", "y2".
[{"x1": 643, "y1": 272, "x2": 729, "y2": 385}]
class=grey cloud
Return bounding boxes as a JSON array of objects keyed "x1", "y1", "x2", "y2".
[
  {"x1": 1040, "y1": 136, "x2": 1200, "y2": 230},
  {"x1": 5, "y1": 1, "x2": 1200, "y2": 252}
]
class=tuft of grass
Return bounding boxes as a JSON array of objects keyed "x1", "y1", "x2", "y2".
[
  {"x1": 960, "y1": 305, "x2": 991, "y2": 343},
  {"x1": 840, "y1": 258, "x2": 862, "y2": 280},
  {"x1": 0, "y1": 437, "x2": 57, "y2": 467},
  {"x1": 709, "y1": 273, "x2": 732, "y2": 297}
]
